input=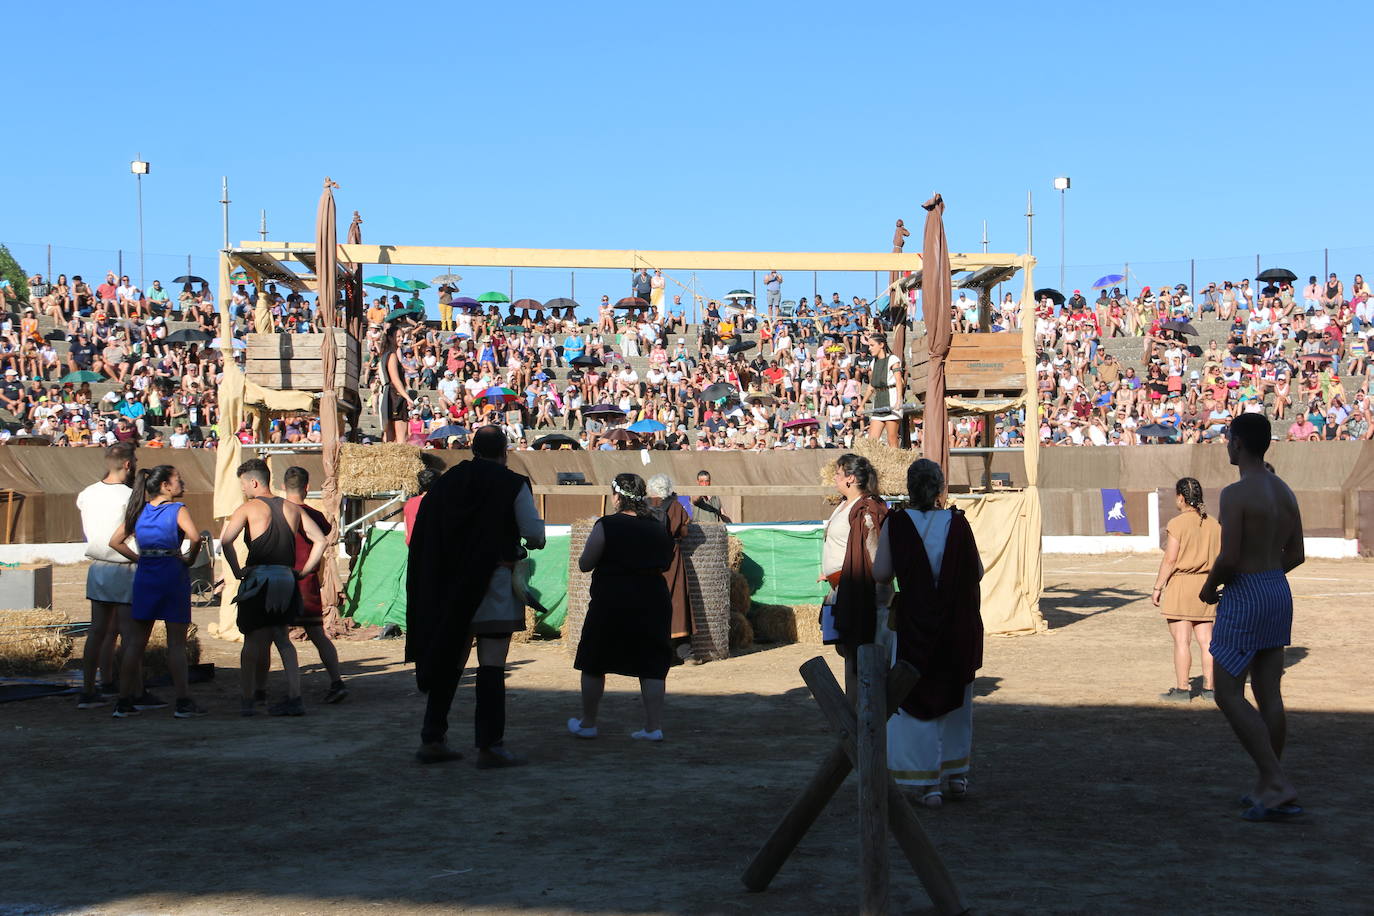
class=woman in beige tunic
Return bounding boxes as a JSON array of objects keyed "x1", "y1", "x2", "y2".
[{"x1": 1151, "y1": 477, "x2": 1222, "y2": 703}]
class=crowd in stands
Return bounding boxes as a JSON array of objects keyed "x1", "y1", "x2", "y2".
[{"x1": 3, "y1": 262, "x2": 1371, "y2": 449}]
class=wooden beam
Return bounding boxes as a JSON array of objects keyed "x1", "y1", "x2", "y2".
[
  {"x1": 857, "y1": 645, "x2": 890, "y2": 915},
  {"x1": 236, "y1": 241, "x2": 1028, "y2": 274}
]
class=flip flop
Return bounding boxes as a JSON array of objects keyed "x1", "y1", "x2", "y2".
[
  {"x1": 1241, "y1": 803, "x2": 1305, "y2": 822},
  {"x1": 1239, "y1": 795, "x2": 1303, "y2": 816}
]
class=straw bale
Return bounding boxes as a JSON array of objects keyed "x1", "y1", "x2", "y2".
[
  {"x1": 729, "y1": 612, "x2": 753, "y2": 653},
  {"x1": 339, "y1": 443, "x2": 425, "y2": 497},
  {"x1": 793, "y1": 604, "x2": 825, "y2": 645},
  {"x1": 143, "y1": 622, "x2": 202, "y2": 675},
  {"x1": 750, "y1": 603, "x2": 799, "y2": 645},
  {"x1": 510, "y1": 605, "x2": 537, "y2": 644},
  {"x1": 0, "y1": 609, "x2": 73, "y2": 675},
  {"x1": 727, "y1": 534, "x2": 744, "y2": 572},
  {"x1": 850, "y1": 437, "x2": 914, "y2": 498},
  {"x1": 729, "y1": 569, "x2": 751, "y2": 616}
]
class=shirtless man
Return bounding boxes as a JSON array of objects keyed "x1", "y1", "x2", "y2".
[{"x1": 1199, "y1": 413, "x2": 1305, "y2": 821}]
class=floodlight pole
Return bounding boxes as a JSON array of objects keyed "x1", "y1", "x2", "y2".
[
  {"x1": 220, "y1": 177, "x2": 231, "y2": 252},
  {"x1": 1025, "y1": 192, "x2": 1034, "y2": 258},
  {"x1": 134, "y1": 153, "x2": 146, "y2": 293},
  {"x1": 1059, "y1": 188, "x2": 1066, "y2": 290}
]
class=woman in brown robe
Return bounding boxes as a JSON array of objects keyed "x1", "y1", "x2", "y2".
[{"x1": 648, "y1": 474, "x2": 694, "y2": 663}]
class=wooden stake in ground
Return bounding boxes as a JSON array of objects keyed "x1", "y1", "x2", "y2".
[
  {"x1": 857, "y1": 644, "x2": 889, "y2": 915},
  {"x1": 742, "y1": 654, "x2": 969, "y2": 915}
]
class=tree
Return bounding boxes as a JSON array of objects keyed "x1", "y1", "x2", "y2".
[{"x1": 0, "y1": 244, "x2": 30, "y2": 303}]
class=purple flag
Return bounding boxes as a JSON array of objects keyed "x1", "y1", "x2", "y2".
[{"x1": 1102, "y1": 489, "x2": 1131, "y2": 534}]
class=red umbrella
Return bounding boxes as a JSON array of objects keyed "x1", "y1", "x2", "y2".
[
  {"x1": 615, "y1": 297, "x2": 650, "y2": 310},
  {"x1": 921, "y1": 193, "x2": 952, "y2": 474},
  {"x1": 511, "y1": 298, "x2": 544, "y2": 312},
  {"x1": 783, "y1": 417, "x2": 819, "y2": 429},
  {"x1": 314, "y1": 178, "x2": 345, "y2": 631}
]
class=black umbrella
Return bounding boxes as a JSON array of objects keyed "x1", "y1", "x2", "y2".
[
  {"x1": 1034, "y1": 288, "x2": 1066, "y2": 306},
  {"x1": 701, "y1": 382, "x2": 738, "y2": 402},
  {"x1": 166, "y1": 328, "x2": 212, "y2": 344},
  {"x1": 1136, "y1": 423, "x2": 1179, "y2": 439},
  {"x1": 582, "y1": 403, "x2": 625, "y2": 418},
  {"x1": 44, "y1": 329, "x2": 67, "y2": 341},
  {"x1": 1256, "y1": 268, "x2": 1297, "y2": 284},
  {"x1": 1186, "y1": 345, "x2": 1203, "y2": 357},
  {"x1": 615, "y1": 297, "x2": 650, "y2": 310},
  {"x1": 532, "y1": 433, "x2": 581, "y2": 450},
  {"x1": 570, "y1": 354, "x2": 603, "y2": 368},
  {"x1": 173, "y1": 274, "x2": 208, "y2": 285},
  {"x1": 727, "y1": 339, "x2": 757, "y2": 355},
  {"x1": 1231, "y1": 346, "x2": 1261, "y2": 357},
  {"x1": 545, "y1": 297, "x2": 579, "y2": 313},
  {"x1": 1160, "y1": 320, "x2": 1199, "y2": 337}
]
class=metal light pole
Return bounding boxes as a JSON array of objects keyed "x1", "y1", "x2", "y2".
[
  {"x1": 260, "y1": 209, "x2": 268, "y2": 242},
  {"x1": 220, "y1": 177, "x2": 231, "y2": 251},
  {"x1": 131, "y1": 155, "x2": 150, "y2": 292},
  {"x1": 1025, "y1": 191, "x2": 1034, "y2": 256},
  {"x1": 1053, "y1": 177, "x2": 1071, "y2": 290}
]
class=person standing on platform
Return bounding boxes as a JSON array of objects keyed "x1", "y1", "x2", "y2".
[
  {"x1": 764, "y1": 270, "x2": 783, "y2": 319},
  {"x1": 407, "y1": 426, "x2": 545, "y2": 767},
  {"x1": 819, "y1": 453, "x2": 889, "y2": 697},
  {"x1": 281, "y1": 466, "x2": 348, "y2": 704},
  {"x1": 107, "y1": 465, "x2": 206, "y2": 718},
  {"x1": 381, "y1": 324, "x2": 412, "y2": 443},
  {"x1": 568, "y1": 473, "x2": 674, "y2": 741},
  {"x1": 220, "y1": 459, "x2": 328, "y2": 718},
  {"x1": 1200, "y1": 414, "x2": 1306, "y2": 822},
  {"x1": 75, "y1": 442, "x2": 142, "y2": 708},
  {"x1": 1152, "y1": 478, "x2": 1222, "y2": 702},
  {"x1": 647, "y1": 473, "x2": 694, "y2": 664},
  {"x1": 873, "y1": 458, "x2": 983, "y2": 808}
]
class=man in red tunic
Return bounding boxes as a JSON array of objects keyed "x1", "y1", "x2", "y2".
[{"x1": 281, "y1": 467, "x2": 348, "y2": 704}]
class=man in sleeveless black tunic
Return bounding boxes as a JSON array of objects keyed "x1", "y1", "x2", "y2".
[
  {"x1": 220, "y1": 459, "x2": 327, "y2": 718},
  {"x1": 407, "y1": 426, "x2": 545, "y2": 767}
]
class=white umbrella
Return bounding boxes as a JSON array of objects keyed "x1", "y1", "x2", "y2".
[{"x1": 210, "y1": 337, "x2": 247, "y2": 350}]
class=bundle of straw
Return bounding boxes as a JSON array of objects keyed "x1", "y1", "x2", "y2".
[
  {"x1": 750, "y1": 604, "x2": 798, "y2": 644},
  {"x1": 0, "y1": 609, "x2": 73, "y2": 675},
  {"x1": 726, "y1": 534, "x2": 745, "y2": 572},
  {"x1": 729, "y1": 612, "x2": 754, "y2": 653},
  {"x1": 339, "y1": 442, "x2": 425, "y2": 497},
  {"x1": 729, "y1": 570, "x2": 751, "y2": 616}
]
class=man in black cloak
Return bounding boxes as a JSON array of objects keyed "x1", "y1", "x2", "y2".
[{"x1": 406, "y1": 425, "x2": 545, "y2": 767}]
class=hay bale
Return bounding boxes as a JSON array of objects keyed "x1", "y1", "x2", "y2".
[
  {"x1": 143, "y1": 622, "x2": 201, "y2": 675},
  {"x1": 850, "y1": 437, "x2": 914, "y2": 498},
  {"x1": 339, "y1": 442, "x2": 425, "y2": 497},
  {"x1": 751, "y1": 603, "x2": 799, "y2": 644},
  {"x1": 793, "y1": 604, "x2": 825, "y2": 645},
  {"x1": 729, "y1": 612, "x2": 753, "y2": 652},
  {"x1": 510, "y1": 605, "x2": 537, "y2": 644},
  {"x1": 0, "y1": 609, "x2": 73, "y2": 675},
  {"x1": 727, "y1": 534, "x2": 744, "y2": 572},
  {"x1": 729, "y1": 569, "x2": 751, "y2": 616}
]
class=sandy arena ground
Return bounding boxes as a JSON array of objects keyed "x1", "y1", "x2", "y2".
[{"x1": 2, "y1": 554, "x2": 1371, "y2": 915}]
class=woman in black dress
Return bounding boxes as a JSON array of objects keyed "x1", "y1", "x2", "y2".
[{"x1": 569, "y1": 473, "x2": 674, "y2": 741}]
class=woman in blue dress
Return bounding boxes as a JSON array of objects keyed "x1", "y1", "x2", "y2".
[{"x1": 108, "y1": 464, "x2": 205, "y2": 719}]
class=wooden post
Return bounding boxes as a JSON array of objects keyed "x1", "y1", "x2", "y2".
[
  {"x1": 857, "y1": 644, "x2": 889, "y2": 915},
  {"x1": 742, "y1": 659, "x2": 919, "y2": 893}
]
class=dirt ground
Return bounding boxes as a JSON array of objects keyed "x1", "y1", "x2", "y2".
[{"x1": 2, "y1": 554, "x2": 1371, "y2": 916}]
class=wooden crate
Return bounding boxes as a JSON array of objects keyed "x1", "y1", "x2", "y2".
[
  {"x1": 908, "y1": 333, "x2": 1025, "y2": 397},
  {"x1": 245, "y1": 330, "x2": 360, "y2": 395}
]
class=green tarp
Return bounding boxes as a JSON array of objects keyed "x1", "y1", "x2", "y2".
[
  {"x1": 344, "y1": 528, "x2": 571, "y2": 636},
  {"x1": 731, "y1": 526, "x2": 829, "y2": 606}
]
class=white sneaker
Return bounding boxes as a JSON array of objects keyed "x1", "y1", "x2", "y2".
[
  {"x1": 631, "y1": 728, "x2": 664, "y2": 742},
  {"x1": 567, "y1": 717, "x2": 597, "y2": 739}
]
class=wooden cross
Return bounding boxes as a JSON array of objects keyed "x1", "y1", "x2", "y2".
[{"x1": 742, "y1": 648, "x2": 969, "y2": 915}]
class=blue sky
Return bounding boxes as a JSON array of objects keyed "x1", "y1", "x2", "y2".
[{"x1": 6, "y1": 0, "x2": 1372, "y2": 303}]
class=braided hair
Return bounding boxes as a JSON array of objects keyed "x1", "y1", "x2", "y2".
[
  {"x1": 611, "y1": 473, "x2": 652, "y2": 517},
  {"x1": 1175, "y1": 477, "x2": 1207, "y2": 519}
]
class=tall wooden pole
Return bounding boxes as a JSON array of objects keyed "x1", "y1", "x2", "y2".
[{"x1": 857, "y1": 644, "x2": 889, "y2": 915}]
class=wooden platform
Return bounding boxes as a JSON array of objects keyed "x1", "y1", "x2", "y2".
[
  {"x1": 245, "y1": 330, "x2": 360, "y2": 396},
  {"x1": 908, "y1": 333, "x2": 1026, "y2": 400}
]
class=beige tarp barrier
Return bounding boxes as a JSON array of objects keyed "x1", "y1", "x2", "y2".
[
  {"x1": 951, "y1": 489, "x2": 1044, "y2": 636},
  {"x1": 945, "y1": 395, "x2": 1025, "y2": 415}
]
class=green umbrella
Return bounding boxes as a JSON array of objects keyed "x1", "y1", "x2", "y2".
[
  {"x1": 403, "y1": 279, "x2": 430, "y2": 291},
  {"x1": 477, "y1": 291, "x2": 511, "y2": 304},
  {"x1": 365, "y1": 275, "x2": 415, "y2": 293},
  {"x1": 60, "y1": 370, "x2": 106, "y2": 383},
  {"x1": 385, "y1": 304, "x2": 427, "y2": 322}
]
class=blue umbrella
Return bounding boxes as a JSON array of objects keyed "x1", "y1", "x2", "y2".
[
  {"x1": 427, "y1": 424, "x2": 469, "y2": 441},
  {"x1": 1092, "y1": 274, "x2": 1125, "y2": 289},
  {"x1": 627, "y1": 419, "x2": 666, "y2": 434}
]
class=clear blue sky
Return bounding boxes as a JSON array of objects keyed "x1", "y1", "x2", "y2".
[{"x1": 7, "y1": 0, "x2": 1372, "y2": 302}]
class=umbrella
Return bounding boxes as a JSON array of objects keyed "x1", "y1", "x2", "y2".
[
  {"x1": 477, "y1": 291, "x2": 510, "y2": 304},
  {"x1": 544, "y1": 297, "x2": 579, "y2": 312},
  {"x1": 502, "y1": 324, "x2": 526, "y2": 333},
  {"x1": 1256, "y1": 268, "x2": 1298, "y2": 283},
  {"x1": 512, "y1": 298, "x2": 544, "y2": 312},
  {"x1": 627, "y1": 419, "x2": 667, "y2": 434},
  {"x1": 452, "y1": 296, "x2": 482, "y2": 310},
  {"x1": 570, "y1": 354, "x2": 602, "y2": 369},
  {"x1": 1136, "y1": 423, "x2": 1179, "y2": 439},
  {"x1": 727, "y1": 339, "x2": 757, "y2": 355},
  {"x1": 784, "y1": 417, "x2": 820, "y2": 430},
  {"x1": 403, "y1": 279, "x2": 430, "y2": 291},
  {"x1": 1092, "y1": 274, "x2": 1125, "y2": 289},
  {"x1": 475, "y1": 386, "x2": 519, "y2": 406},
  {"x1": 1159, "y1": 320, "x2": 1199, "y2": 337},
  {"x1": 427, "y1": 424, "x2": 469, "y2": 441},
  {"x1": 432, "y1": 273, "x2": 463, "y2": 285},
  {"x1": 44, "y1": 329, "x2": 67, "y2": 341},
  {"x1": 602, "y1": 428, "x2": 640, "y2": 443},
  {"x1": 532, "y1": 433, "x2": 581, "y2": 450},
  {"x1": 615, "y1": 297, "x2": 650, "y2": 310},
  {"x1": 780, "y1": 299, "x2": 797, "y2": 309},
  {"x1": 1034, "y1": 287, "x2": 1066, "y2": 306},
  {"x1": 701, "y1": 382, "x2": 737, "y2": 402},
  {"x1": 744, "y1": 391, "x2": 776, "y2": 405},
  {"x1": 59, "y1": 370, "x2": 105, "y2": 383},
  {"x1": 582, "y1": 403, "x2": 625, "y2": 418},
  {"x1": 723, "y1": 289, "x2": 755, "y2": 300},
  {"x1": 1186, "y1": 345, "x2": 1203, "y2": 357},
  {"x1": 166, "y1": 328, "x2": 212, "y2": 344},
  {"x1": 210, "y1": 337, "x2": 247, "y2": 350},
  {"x1": 385, "y1": 307, "x2": 424, "y2": 322},
  {"x1": 364, "y1": 275, "x2": 415, "y2": 293},
  {"x1": 1232, "y1": 346, "x2": 1261, "y2": 357},
  {"x1": 173, "y1": 274, "x2": 208, "y2": 286}
]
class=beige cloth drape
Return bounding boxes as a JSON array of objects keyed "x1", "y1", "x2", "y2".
[
  {"x1": 921, "y1": 194, "x2": 952, "y2": 471},
  {"x1": 950, "y1": 490, "x2": 1043, "y2": 635}
]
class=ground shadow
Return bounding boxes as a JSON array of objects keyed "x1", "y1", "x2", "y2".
[{"x1": 1039, "y1": 584, "x2": 1139, "y2": 630}]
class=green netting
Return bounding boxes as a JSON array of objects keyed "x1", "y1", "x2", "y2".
[
  {"x1": 732, "y1": 527, "x2": 829, "y2": 606},
  {"x1": 343, "y1": 528, "x2": 571, "y2": 636}
]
